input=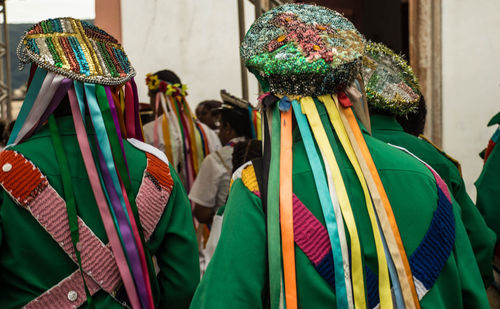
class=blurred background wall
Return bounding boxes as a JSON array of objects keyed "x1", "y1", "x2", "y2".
[{"x1": 5, "y1": 0, "x2": 500, "y2": 199}]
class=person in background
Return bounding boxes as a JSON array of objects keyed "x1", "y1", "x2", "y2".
[
  {"x1": 0, "y1": 18, "x2": 199, "y2": 308},
  {"x1": 201, "y1": 139, "x2": 263, "y2": 274},
  {"x1": 143, "y1": 70, "x2": 220, "y2": 190},
  {"x1": 231, "y1": 139, "x2": 262, "y2": 174},
  {"x1": 189, "y1": 94, "x2": 253, "y2": 225},
  {"x1": 195, "y1": 100, "x2": 221, "y2": 130},
  {"x1": 476, "y1": 110, "x2": 500, "y2": 292},
  {"x1": 191, "y1": 4, "x2": 489, "y2": 308},
  {"x1": 365, "y1": 42, "x2": 495, "y2": 286},
  {"x1": 189, "y1": 93, "x2": 253, "y2": 276}
]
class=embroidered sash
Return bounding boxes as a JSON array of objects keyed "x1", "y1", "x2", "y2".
[{"x1": 0, "y1": 150, "x2": 173, "y2": 309}]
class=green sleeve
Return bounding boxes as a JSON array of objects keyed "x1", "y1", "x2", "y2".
[
  {"x1": 190, "y1": 179, "x2": 267, "y2": 309},
  {"x1": 153, "y1": 166, "x2": 200, "y2": 308},
  {"x1": 451, "y1": 198, "x2": 491, "y2": 309},
  {"x1": 476, "y1": 142, "x2": 500, "y2": 245},
  {"x1": 452, "y1": 176, "x2": 495, "y2": 286}
]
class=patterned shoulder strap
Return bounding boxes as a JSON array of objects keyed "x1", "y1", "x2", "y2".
[
  {"x1": 230, "y1": 161, "x2": 259, "y2": 193},
  {"x1": 0, "y1": 149, "x2": 174, "y2": 308}
]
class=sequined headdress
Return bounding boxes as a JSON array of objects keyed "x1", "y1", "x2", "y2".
[
  {"x1": 10, "y1": 18, "x2": 154, "y2": 309},
  {"x1": 362, "y1": 42, "x2": 421, "y2": 115},
  {"x1": 241, "y1": 4, "x2": 365, "y2": 96},
  {"x1": 242, "y1": 4, "x2": 421, "y2": 309}
]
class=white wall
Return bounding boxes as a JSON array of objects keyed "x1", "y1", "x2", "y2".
[
  {"x1": 442, "y1": 0, "x2": 500, "y2": 199},
  {"x1": 121, "y1": 0, "x2": 259, "y2": 108}
]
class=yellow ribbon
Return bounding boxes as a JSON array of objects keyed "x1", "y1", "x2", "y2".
[
  {"x1": 337, "y1": 96, "x2": 420, "y2": 309},
  {"x1": 180, "y1": 97, "x2": 200, "y2": 174},
  {"x1": 319, "y1": 95, "x2": 392, "y2": 309},
  {"x1": 300, "y1": 97, "x2": 366, "y2": 309},
  {"x1": 161, "y1": 114, "x2": 173, "y2": 163}
]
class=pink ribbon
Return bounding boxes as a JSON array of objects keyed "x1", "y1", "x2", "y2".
[{"x1": 67, "y1": 87, "x2": 142, "y2": 309}]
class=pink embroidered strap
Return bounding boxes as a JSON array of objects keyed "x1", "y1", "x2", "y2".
[
  {"x1": 1, "y1": 150, "x2": 174, "y2": 308},
  {"x1": 28, "y1": 186, "x2": 121, "y2": 292},
  {"x1": 25, "y1": 271, "x2": 101, "y2": 309},
  {"x1": 292, "y1": 194, "x2": 331, "y2": 265}
]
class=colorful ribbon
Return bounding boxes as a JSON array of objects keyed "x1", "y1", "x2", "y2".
[
  {"x1": 300, "y1": 96, "x2": 366, "y2": 309},
  {"x1": 267, "y1": 105, "x2": 284, "y2": 309},
  {"x1": 86, "y1": 83, "x2": 154, "y2": 308},
  {"x1": 67, "y1": 86, "x2": 142, "y2": 309},
  {"x1": 337, "y1": 93, "x2": 420, "y2": 309},
  {"x1": 8, "y1": 68, "x2": 47, "y2": 145},
  {"x1": 319, "y1": 95, "x2": 393, "y2": 308},
  {"x1": 292, "y1": 99, "x2": 349, "y2": 309}
]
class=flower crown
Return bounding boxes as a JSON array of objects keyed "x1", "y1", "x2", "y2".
[{"x1": 145, "y1": 73, "x2": 188, "y2": 96}]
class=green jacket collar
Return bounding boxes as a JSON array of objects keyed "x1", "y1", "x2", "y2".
[
  {"x1": 487, "y1": 111, "x2": 500, "y2": 126},
  {"x1": 370, "y1": 114, "x2": 404, "y2": 132},
  {"x1": 26, "y1": 116, "x2": 95, "y2": 140}
]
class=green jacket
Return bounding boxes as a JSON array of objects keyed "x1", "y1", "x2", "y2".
[
  {"x1": 475, "y1": 111, "x2": 500, "y2": 248},
  {"x1": 0, "y1": 117, "x2": 200, "y2": 308},
  {"x1": 371, "y1": 114, "x2": 495, "y2": 286},
  {"x1": 191, "y1": 102, "x2": 489, "y2": 308}
]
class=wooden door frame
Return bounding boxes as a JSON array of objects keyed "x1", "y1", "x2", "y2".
[{"x1": 409, "y1": 0, "x2": 443, "y2": 145}]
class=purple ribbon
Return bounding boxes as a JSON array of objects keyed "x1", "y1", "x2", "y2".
[
  {"x1": 95, "y1": 141, "x2": 150, "y2": 309},
  {"x1": 23, "y1": 78, "x2": 73, "y2": 142},
  {"x1": 130, "y1": 78, "x2": 144, "y2": 141},
  {"x1": 104, "y1": 86, "x2": 130, "y2": 176}
]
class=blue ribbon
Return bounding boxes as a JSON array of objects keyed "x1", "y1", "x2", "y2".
[
  {"x1": 292, "y1": 99, "x2": 348, "y2": 309},
  {"x1": 248, "y1": 106, "x2": 256, "y2": 139},
  {"x1": 279, "y1": 96, "x2": 292, "y2": 112},
  {"x1": 82, "y1": 83, "x2": 150, "y2": 308}
]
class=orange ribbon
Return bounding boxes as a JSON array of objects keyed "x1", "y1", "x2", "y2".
[
  {"x1": 339, "y1": 101, "x2": 420, "y2": 309},
  {"x1": 279, "y1": 108, "x2": 297, "y2": 309}
]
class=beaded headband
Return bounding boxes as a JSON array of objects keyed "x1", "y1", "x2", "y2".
[
  {"x1": 17, "y1": 17, "x2": 135, "y2": 85},
  {"x1": 362, "y1": 42, "x2": 421, "y2": 115},
  {"x1": 145, "y1": 73, "x2": 188, "y2": 96},
  {"x1": 241, "y1": 4, "x2": 365, "y2": 97}
]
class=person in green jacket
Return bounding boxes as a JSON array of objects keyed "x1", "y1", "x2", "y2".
[
  {"x1": 476, "y1": 111, "x2": 500, "y2": 264},
  {"x1": 363, "y1": 42, "x2": 495, "y2": 287},
  {"x1": 0, "y1": 18, "x2": 199, "y2": 308},
  {"x1": 191, "y1": 4, "x2": 489, "y2": 309}
]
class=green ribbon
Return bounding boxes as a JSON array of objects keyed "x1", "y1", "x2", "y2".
[
  {"x1": 267, "y1": 104, "x2": 283, "y2": 309},
  {"x1": 8, "y1": 68, "x2": 47, "y2": 145},
  {"x1": 94, "y1": 84, "x2": 159, "y2": 303},
  {"x1": 48, "y1": 115, "x2": 94, "y2": 308}
]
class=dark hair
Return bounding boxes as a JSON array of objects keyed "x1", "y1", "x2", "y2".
[
  {"x1": 232, "y1": 139, "x2": 262, "y2": 173},
  {"x1": 220, "y1": 107, "x2": 252, "y2": 139},
  {"x1": 154, "y1": 69, "x2": 181, "y2": 85},
  {"x1": 197, "y1": 100, "x2": 222, "y2": 111},
  {"x1": 196, "y1": 100, "x2": 222, "y2": 117},
  {"x1": 396, "y1": 96, "x2": 427, "y2": 136}
]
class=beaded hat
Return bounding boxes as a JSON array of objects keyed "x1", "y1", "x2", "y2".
[
  {"x1": 241, "y1": 3, "x2": 365, "y2": 96},
  {"x1": 362, "y1": 42, "x2": 421, "y2": 115},
  {"x1": 17, "y1": 17, "x2": 135, "y2": 85}
]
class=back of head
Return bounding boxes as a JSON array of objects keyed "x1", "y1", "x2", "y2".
[
  {"x1": 362, "y1": 42, "x2": 421, "y2": 117},
  {"x1": 219, "y1": 105, "x2": 252, "y2": 139},
  {"x1": 232, "y1": 139, "x2": 262, "y2": 173},
  {"x1": 154, "y1": 69, "x2": 181, "y2": 85},
  {"x1": 396, "y1": 95, "x2": 427, "y2": 136}
]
